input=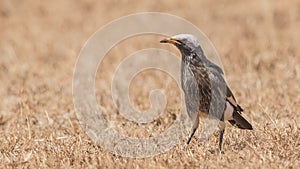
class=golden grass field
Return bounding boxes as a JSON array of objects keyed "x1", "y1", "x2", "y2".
[{"x1": 1, "y1": 0, "x2": 300, "y2": 168}]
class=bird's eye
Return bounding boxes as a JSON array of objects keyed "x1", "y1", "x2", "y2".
[{"x1": 192, "y1": 53, "x2": 196, "y2": 59}]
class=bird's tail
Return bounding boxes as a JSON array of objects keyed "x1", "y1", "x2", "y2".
[{"x1": 229, "y1": 111, "x2": 253, "y2": 130}]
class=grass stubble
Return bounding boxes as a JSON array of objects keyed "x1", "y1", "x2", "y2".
[{"x1": 0, "y1": 0, "x2": 299, "y2": 168}]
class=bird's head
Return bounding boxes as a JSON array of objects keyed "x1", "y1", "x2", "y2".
[
  {"x1": 160, "y1": 34, "x2": 200, "y2": 53},
  {"x1": 160, "y1": 34, "x2": 204, "y2": 63}
]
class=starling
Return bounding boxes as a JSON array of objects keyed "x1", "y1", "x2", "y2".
[{"x1": 160, "y1": 34, "x2": 253, "y2": 150}]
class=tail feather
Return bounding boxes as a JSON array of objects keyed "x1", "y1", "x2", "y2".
[{"x1": 229, "y1": 111, "x2": 253, "y2": 130}]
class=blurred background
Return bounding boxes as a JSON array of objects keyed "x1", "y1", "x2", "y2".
[{"x1": 0, "y1": 0, "x2": 299, "y2": 168}]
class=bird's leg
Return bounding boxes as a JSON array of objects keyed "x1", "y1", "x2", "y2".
[
  {"x1": 219, "y1": 129, "x2": 225, "y2": 151},
  {"x1": 218, "y1": 120, "x2": 226, "y2": 151},
  {"x1": 186, "y1": 113, "x2": 199, "y2": 146},
  {"x1": 217, "y1": 107, "x2": 227, "y2": 150},
  {"x1": 186, "y1": 128, "x2": 197, "y2": 145}
]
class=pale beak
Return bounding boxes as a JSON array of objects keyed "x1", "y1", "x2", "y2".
[{"x1": 160, "y1": 38, "x2": 182, "y2": 45}]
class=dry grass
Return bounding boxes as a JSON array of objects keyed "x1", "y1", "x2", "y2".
[{"x1": 0, "y1": 0, "x2": 300, "y2": 168}]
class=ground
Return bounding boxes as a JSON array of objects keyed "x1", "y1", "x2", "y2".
[{"x1": 0, "y1": 0, "x2": 299, "y2": 168}]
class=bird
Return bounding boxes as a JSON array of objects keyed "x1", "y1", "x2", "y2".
[{"x1": 160, "y1": 34, "x2": 253, "y2": 150}]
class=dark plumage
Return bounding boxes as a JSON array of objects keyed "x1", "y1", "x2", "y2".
[{"x1": 160, "y1": 34, "x2": 252, "y2": 150}]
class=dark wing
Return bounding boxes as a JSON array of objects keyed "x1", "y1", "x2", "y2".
[
  {"x1": 206, "y1": 59, "x2": 252, "y2": 129},
  {"x1": 206, "y1": 64, "x2": 227, "y2": 120},
  {"x1": 206, "y1": 60, "x2": 243, "y2": 112}
]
